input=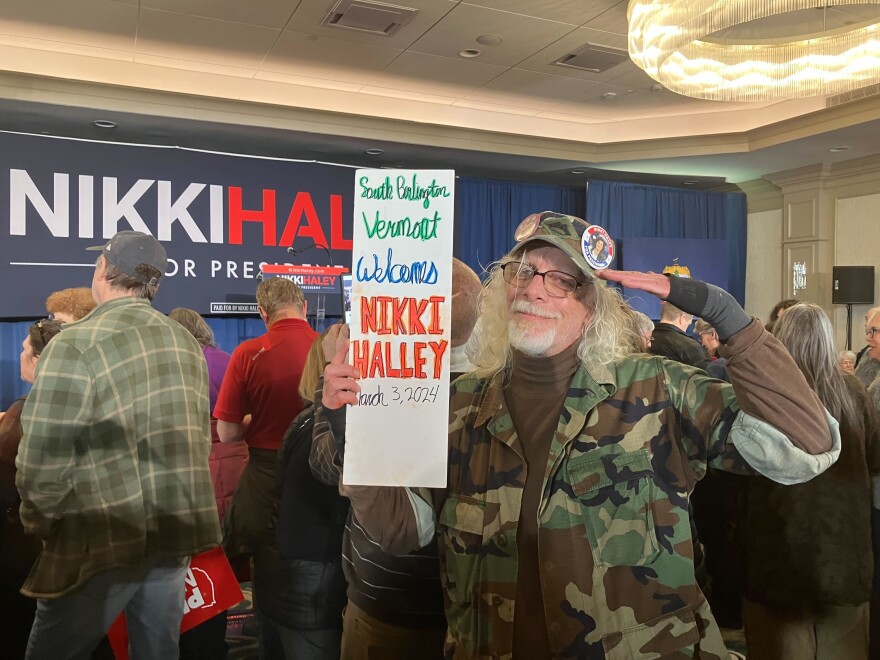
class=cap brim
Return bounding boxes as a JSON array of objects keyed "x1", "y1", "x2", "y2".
[
  {"x1": 85, "y1": 245, "x2": 106, "y2": 251},
  {"x1": 510, "y1": 236, "x2": 595, "y2": 280}
]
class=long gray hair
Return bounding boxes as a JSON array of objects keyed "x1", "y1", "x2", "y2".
[
  {"x1": 469, "y1": 256, "x2": 639, "y2": 376},
  {"x1": 773, "y1": 303, "x2": 858, "y2": 429}
]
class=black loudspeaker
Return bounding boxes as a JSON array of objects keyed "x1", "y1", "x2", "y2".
[{"x1": 832, "y1": 266, "x2": 875, "y2": 304}]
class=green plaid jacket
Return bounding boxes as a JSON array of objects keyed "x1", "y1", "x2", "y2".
[{"x1": 17, "y1": 297, "x2": 221, "y2": 598}]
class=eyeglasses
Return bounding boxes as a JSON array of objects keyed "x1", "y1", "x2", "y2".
[
  {"x1": 866, "y1": 326, "x2": 880, "y2": 338},
  {"x1": 501, "y1": 262, "x2": 585, "y2": 298}
]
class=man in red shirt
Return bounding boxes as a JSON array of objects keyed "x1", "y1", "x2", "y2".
[{"x1": 214, "y1": 277, "x2": 317, "y2": 558}]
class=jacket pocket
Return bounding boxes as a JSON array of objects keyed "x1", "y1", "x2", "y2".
[
  {"x1": 602, "y1": 606, "x2": 701, "y2": 659},
  {"x1": 568, "y1": 449, "x2": 659, "y2": 567},
  {"x1": 438, "y1": 493, "x2": 499, "y2": 607}
]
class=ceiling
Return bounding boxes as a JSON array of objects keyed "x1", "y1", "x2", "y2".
[{"x1": 1, "y1": 0, "x2": 880, "y2": 188}]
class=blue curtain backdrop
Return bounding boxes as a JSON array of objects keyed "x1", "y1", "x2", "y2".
[
  {"x1": 455, "y1": 176, "x2": 585, "y2": 276},
  {"x1": 0, "y1": 317, "x2": 270, "y2": 409},
  {"x1": 586, "y1": 180, "x2": 747, "y2": 306},
  {"x1": 0, "y1": 321, "x2": 33, "y2": 408}
]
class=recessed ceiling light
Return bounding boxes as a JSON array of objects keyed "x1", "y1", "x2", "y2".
[
  {"x1": 683, "y1": 180, "x2": 700, "y2": 185},
  {"x1": 570, "y1": 169, "x2": 587, "y2": 175},
  {"x1": 475, "y1": 34, "x2": 502, "y2": 46},
  {"x1": 828, "y1": 145, "x2": 850, "y2": 152},
  {"x1": 92, "y1": 120, "x2": 117, "y2": 129},
  {"x1": 458, "y1": 49, "x2": 482, "y2": 58},
  {"x1": 364, "y1": 148, "x2": 384, "y2": 156},
  {"x1": 601, "y1": 92, "x2": 617, "y2": 100}
]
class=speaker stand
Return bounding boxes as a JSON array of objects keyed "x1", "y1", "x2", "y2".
[{"x1": 846, "y1": 303, "x2": 853, "y2": 351}]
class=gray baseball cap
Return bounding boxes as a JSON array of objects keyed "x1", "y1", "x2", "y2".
[{"x1": 87, "y1": 231, "x2": 167, "y2": 286}]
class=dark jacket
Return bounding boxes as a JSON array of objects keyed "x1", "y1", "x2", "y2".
[
  {"x1": 737, "y1": 376, "x2": 880, "y2": 610},
  {"x1": 275, "y1": 406, "x2": 349, "y2": 562},
  {"x1": 650, "y1": 322, "x2": 710, "y2": 371},
  {"x1": 253, "y1": 405, "x2": 348, "y2": 630}
]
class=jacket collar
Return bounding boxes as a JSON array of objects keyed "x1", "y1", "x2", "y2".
[{"x1": 475, "y1": 359, "x2": 617, "y2": 450}]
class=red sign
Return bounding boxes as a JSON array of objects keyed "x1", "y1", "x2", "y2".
[
  {"x1": 107, "y1": 546, "x2": 243, "y2": 659},
  {"x1": 260, "y1": 263, "x2": 349, "y2": 294}
]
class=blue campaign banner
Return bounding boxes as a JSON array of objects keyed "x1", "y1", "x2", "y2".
[
  {"x1": 0, "y1": 132, "x2": 356, "y2": 318},
  {"x1": 618, "y1": 237, "x2": 729, "y2": 319}
]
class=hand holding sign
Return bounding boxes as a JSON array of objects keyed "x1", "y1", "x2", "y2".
[{"x1": 322, "y1": 324, "x2": 361, "y2": 410}]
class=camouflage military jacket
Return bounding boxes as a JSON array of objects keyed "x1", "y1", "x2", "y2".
[
  {"x1": 338, "y1": 321, "x2": 837, "y2": 658},
  {"x1": 441, "y1": 354, "x2": 761, "y2": 659}
]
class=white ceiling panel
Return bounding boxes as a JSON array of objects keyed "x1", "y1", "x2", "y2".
[
  {"x1": 552, "y1": 83, "x2": 676, "y2": 119},
  {"x1": 137, "y1": 10, "x2": 280, "y2": 68},
  {"x1": 286, "y1": 0, "x2": 456, "y2": 50},
  {"x1": 263, "y1": 30, "x2": 402, "y2": 84},
  {"x1": 601, "y1": 66, "x2": 662, "y2": 90},
  {"x1": 408, "y1": 3, "x2": 577, "y2": 67},
  {"x1": 130, "y1": 0, "x2": 300, "y2": 29},
  {"x1": 516, "y1": 27, "x2": 632, "y2": 83},
  {"x1": 0, "y1": 0, "x2": 137, "y2": 52},
  {"x1": 365, "y1": 51, "x2": 506, "y2": 97},
  {"x1": 460, "y1": 0, "x2": 616, "y2": 25},
  {"x1": 581, "y1": 0, "x2": 628, "y2": 35},
  {"x1": 464, "y1": 69, "x2": 600, "y2": 110}
]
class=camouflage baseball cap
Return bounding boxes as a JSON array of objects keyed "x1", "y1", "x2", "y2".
[{"x1": 509, "y1": 211, "x2": 595, "y2": 279}]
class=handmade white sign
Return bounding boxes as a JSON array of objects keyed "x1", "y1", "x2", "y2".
[{"x1": 343, "y1": 169, "x2": 454, "y2": 487}]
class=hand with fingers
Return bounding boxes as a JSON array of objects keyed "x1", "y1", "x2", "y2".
[
  {"x1": 596, "y1": 268, "x2": 671, "y2": 300},
  {"x1": 322, "y1": 323, "x2": 361, "y2": 410}
]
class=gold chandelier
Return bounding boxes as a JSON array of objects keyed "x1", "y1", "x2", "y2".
[{"x1": 628, "y1": 0, "x2": 880, "y2": 101}]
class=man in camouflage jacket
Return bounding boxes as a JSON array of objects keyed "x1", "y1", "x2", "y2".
[{"x1": 319, "y1": 212, "x2": 840, "y2": 659}]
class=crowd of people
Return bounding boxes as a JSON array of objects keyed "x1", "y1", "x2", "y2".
[{"x1": 0, "y1": 212, "x2": 876, "y2": 659}]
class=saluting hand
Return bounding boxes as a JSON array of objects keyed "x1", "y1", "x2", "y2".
[{"x1": 596, "y1": 268, "x2": 671, "y2": 300}]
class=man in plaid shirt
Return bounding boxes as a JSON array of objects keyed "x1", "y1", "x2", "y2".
[{"x1": 17, "y1": 231, "x2": 221, "y2": 658}]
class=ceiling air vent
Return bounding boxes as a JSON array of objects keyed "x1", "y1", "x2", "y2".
[
  {"x1": 552, "y1": 44, "x2": 630, "y2": 73},
  {"x1": 321, "y1": 0, "x2": 418, "y2": 37}
]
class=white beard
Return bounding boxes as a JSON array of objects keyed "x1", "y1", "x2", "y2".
[{"x1": 508, "y1": 301, "x2": 559, "y2": 356}]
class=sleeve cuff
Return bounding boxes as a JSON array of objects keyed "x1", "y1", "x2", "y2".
[{"x1": 730, "y1": 408, "x2": 841, "y2": 485}]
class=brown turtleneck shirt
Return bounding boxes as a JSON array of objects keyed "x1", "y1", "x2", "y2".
[{"x1": 506, "y1": 342, "x2": 581, "y2": 659}]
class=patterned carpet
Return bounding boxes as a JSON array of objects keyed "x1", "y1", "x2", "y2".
[{"x1": 226, "y1": 583, "x2": 258, "y2": 660}]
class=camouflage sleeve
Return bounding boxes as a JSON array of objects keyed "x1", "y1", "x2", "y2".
[{"x1": 658, "y1": 359, "x2": 747, "y2": 484}]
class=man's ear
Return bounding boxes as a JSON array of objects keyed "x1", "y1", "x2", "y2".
[{"x1": 257, "y1": 305, "x2": 268, "y2": 322}]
